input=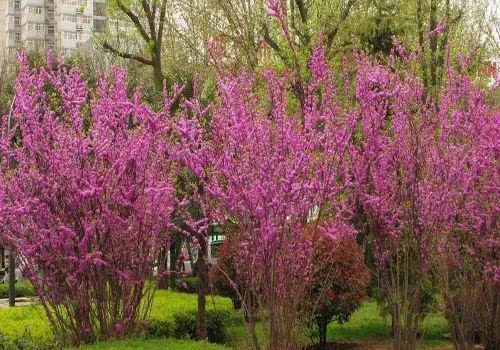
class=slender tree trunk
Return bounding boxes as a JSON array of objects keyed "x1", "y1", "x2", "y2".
[
  {"x1": 196, "y1": 236, "x2": 208, "y2": 340},
  {"x1": 429, "y1": 0, "x2": 438, "y2": 90},
  {"x1": 392, "y1": 307, "x2": 401, "y2": 350},
  {"x1": 318, "y1": 320, "x2": 328, "y2": 350},
  {"x1": 169, "y1": 243, "x2": 178, "y2": 289},
  {"x1": 0, "y1": 247, "x2": 5, "y2": 272},
  {"x1": 158, "y1": 247, "x2": 169, "y2": 289},
  {"x1": 8, "y1": 250, "x2": 15, "y2": 307},
  {"x1": 416, "y1": 0, "x2": 429, "y2": 93},
  {"x1": 484, "y1": 285, "x2": 500, "y2": 350},
  {"x1": 153, "y1": 58, "x2": 164, "y2": 93}
]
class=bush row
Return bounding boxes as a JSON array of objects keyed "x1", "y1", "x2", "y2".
[
  {"x1": 0, "y1": 332, "x2": 59, "y2": 350},
  {"x1": 0, "y1": 281, "x2": 36, "y2": 299},
  {"x1": 143, "y1": 309, "x2": 230, "y2": 344}
]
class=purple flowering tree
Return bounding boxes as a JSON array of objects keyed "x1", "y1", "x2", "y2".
[
  {"x1": 349, "y1": 46, "x2": 500, "y2": 349},
  {"x1": 0, "y1": 54, "x2": 176, "y2": 345},
  {"x1": 175, "y1": 39, "x2": 358, "y2": 348},
  {"x1": 429, "y1": 57, "x2": 500, "y2": 350}
]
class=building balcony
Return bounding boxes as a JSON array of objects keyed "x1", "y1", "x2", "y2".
[{"x1": 6, "y1": 6, "x2": 21, "y2": 16}]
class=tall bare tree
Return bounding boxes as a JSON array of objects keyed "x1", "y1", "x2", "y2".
[{"x1": 102, "y1": 0, "x2": 169, "y2": 91}]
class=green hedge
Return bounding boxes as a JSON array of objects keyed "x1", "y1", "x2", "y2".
[
  {"x1": 0, "y1": 281, "x2": 36, "y2": 299},
  {"x1": 144, "y1": 309, "x2": 230, "y2": 344},
  {"x1": 0, "y1": 332, "x2": 59, "y2": 350}
]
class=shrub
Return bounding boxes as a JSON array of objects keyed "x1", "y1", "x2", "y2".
[
  {"x1": 172, "y1": 312, "x2": 197, "y2": 340},
  {"x1": 142, "y1": 319, "x2": 173, "y2": 339},
  {"x1": 172, "y1": 310, "x2": 229, "y2": 344},
  {"x1": 174, "y1": 277, "x2": 200, "y2": 294},
  {"x1": 0, "y1": 280, "x2": 36, "y2": 299},
  {"x1": 205, "y1": 309, "x2": 230, "y2": 344},
  {"x1": 0, "y1": 332, "x2": 60, "y2": 350},
  {"x1": 301, "y1": 227, "x2": 371, "y2": 350}
]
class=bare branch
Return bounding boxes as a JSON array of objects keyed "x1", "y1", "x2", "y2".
[
  {"x1": 262, "y1": 23, "x2": 286, "y2": 62},
  {"x1": 116, "y1": 0, "x2": 151, "y2": 43},
  {"x1": 325, "y1": 0, "x2": 357, "y2": 53},
  {"x1": 102, "y1": 41, "x2": 154, "y2": 66},
  {"x1": 294, "y1": 0, "x2": 307, "y2": 24}
]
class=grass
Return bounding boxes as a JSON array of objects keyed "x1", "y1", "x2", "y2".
[
  {"x1": 0, "y1": 291, "x2": 451, "y2": 349},
  {"x1": 0, "y1": 290, "x2": 233, "y2": 343},
  {"x1": 0, "y1": 303, "x2": 51, "y2": 342},
  {"x1": 149, "y1": 290, "x2": 233, "y2": 321},
  {"x1": 76, "y1": 339, "x2": 230, "y2": 350},
  {"x1": 326, "y1": 301, "x2": 450, "y2": 348}
]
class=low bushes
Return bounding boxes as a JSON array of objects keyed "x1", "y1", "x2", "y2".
[
  {"x1": 0, "y1": 281, "x2": 36, "y2": 299},
  {"x1": 143, "y1": 310, "x2": 230, "y2": 344},
  {"x1": 0, "y1": 332, "x2": 60, "y2": 350}
]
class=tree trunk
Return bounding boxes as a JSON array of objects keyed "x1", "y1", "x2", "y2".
[
  {"x1": 416, "y1": 0, "x2": 429, "y2": 94},
  {"x1": 153, "y1": 58, "x2": 164, "y2": 93},
  {"x1": 318, "y1": 320, "x2": 328, "y2": 350},
  {"x1": 157, "y1": 247, "x2": 169, "y2": 289},
  {"x1": 8, "y1": 250, "x2": 15, "y2": 307},
  {"x1": 429, "y1": 0, "x2": 438, "y2": 90},
  {"x1": 196, "y1": 236, "x2": 208, "y2": 340}
]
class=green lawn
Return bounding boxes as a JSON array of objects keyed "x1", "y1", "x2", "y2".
[
  {"x1": 77, "y1": 339, "x2": 230, "y2": 350},
  {"x1": 0, "y1": 303, "x2": 51, "y2": 342},
  {"x1": 0, "y1": 291, "x2": 451, "y2": 349},
  {"x1": 327, "y1": 301, "x2": 450, "y2": 348},
  {"x1": 149, "y1": 290, "x2": 233, "y2": 321},
  {"x1": 0, "y1": 290, "x2": 232, "y2": 343}
]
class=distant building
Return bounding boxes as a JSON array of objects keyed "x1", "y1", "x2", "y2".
[
  {"x1": 1, "y1": 0, "x2": 107, "y2": 64},
  {"x1": 0, "y1": 1, "x2": 6, "y2": 63},
  {"x1": 479, "y1": 61, "x2": 499, "y2": 87}
]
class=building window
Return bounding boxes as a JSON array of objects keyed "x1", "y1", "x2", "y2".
[
  {"x1": 27, "y1": 23, "x2": 43, "y2": 31},
  {"x1": 15, "y1": 33, "x2": 20, "y2": 42},
  {"x1": 14, "y1": 17, "x2": 20, "y2": 26},
  {"x1": 62, "y1": 0, "x2": 87, "y2": 5},
  {"x1": 63, "y1": 14, "x2": 77, "y2": 23},
  {"x1": 62, "y1": 31, "x2": 77, "y2": 40},
  {"x1": 28, "y1": 6, "x2": 43, "y2": 15},
  {"x1": 48, "y1": 25, "x2": 55, "y2": 35},
  {"x1": 13, "y1": 1, "x2": 21, "y2": 10}
]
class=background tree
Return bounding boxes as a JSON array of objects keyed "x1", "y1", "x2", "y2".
[{"x1": 102, "y1": 0, "x2": 169, "y2": 91}]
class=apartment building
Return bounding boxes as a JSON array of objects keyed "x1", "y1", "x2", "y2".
[
  {"x1": 0, "y1": 1, "x2": 6, "y2": 63},
  {"x1": 1, "y1": 0, "x2": 107, "y2": 63}
]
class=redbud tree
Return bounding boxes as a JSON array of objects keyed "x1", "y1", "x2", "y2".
[
  {"x1": 175, "y1": 40, "x2": 358, "y2": 349},
  {"x1": 0, "y1": 54, "x2": 176, "y2": 345},
  {"x1": 349, "y1": 46, "x2": 499, "y2": 349},
  {"x1": 429, "y1": 57, "x2": 499, "y2": 350},
  {"x1": 349, "y1": 51, "x2": 437, "y2": 349}
]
